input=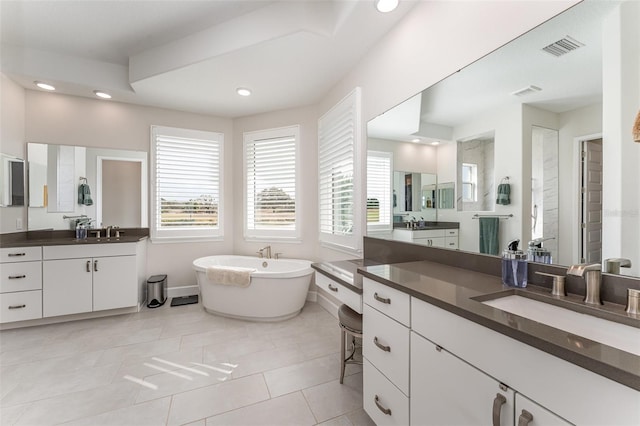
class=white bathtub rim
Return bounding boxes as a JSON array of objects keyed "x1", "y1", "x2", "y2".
[{"x1": 193, "y1": 255, "x2": 312, "y2": 279}]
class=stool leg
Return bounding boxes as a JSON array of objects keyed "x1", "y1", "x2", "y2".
[{"x1": 340, "y1": 328, "x2": 346, "y2": 384}]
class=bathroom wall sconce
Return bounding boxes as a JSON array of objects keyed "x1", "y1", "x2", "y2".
[
  {"x1": 375, "y1": 0, "x2": 398, "y2": 13},
  {"x1": 93, "y1": 90, "x2": 112, "y2": 99},
  {"x1": 633, "y1": 110, "x2": 640, "y2": 143},
  {"x1": 34, "y1": 81, "x2": 55, "y2": 91}
]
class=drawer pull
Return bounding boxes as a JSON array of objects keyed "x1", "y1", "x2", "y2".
[
  {"x1": 94, "y1": 260, "x2": 99, "y2": 272},
  {"x1": 86, "y1": 260, "x2": 91, "y2": 273},
  {"x1": 8, "y1": 253, "x2": 26, "y2": 257},
  {"x1": 492, "y1": 393, "x2": 507, "y2": 426},
  {"x1": 517, "y1": 410, "x2": 534, "y2": 426},
  {"x1": 373, "y1": 293, "x2": 390, "y2": 304},
  {"x1": 373, "y1": 336, "x2": 391, "y2": 352},
  {"x1": 8, "y1": 275, "x2": 27, "y2": 279},
  {"x1": 328, "y1": 284, "x2": 338, "y2": 292},
  {"x1": 374, "y1": 395, "x2": 392, "y2": 416},
  {"x1": 8, "y1": 304, "x2": 26, "y2": 310}
]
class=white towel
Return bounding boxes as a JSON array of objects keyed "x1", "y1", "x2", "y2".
[{"x1": 206, "y1": 266, "x2": 255, "y2": 287}]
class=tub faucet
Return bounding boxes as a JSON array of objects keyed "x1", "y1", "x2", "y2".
[
  {"x1": 603, "y1": 258, "x2": 632, "y2": 274},
  {"x1": 567, "y1": 263, "x2": 602, "y2": 305},
  {"x1": 257, "y1": 245, "x2": 272, "y2": 259}
]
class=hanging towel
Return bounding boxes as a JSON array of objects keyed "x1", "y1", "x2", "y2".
[
  {"x1": 496, "y1": 183, "x2": 511, "y2": 205},
  {"x1": 78, "y1": 183, "x2": 93, "y2": 206},
  {"x1": 479, "y1": 217, "x2": 500, "y2": 255},
  {"x1": 206, "y1": 266, "x2": 256, "y2": 287}
]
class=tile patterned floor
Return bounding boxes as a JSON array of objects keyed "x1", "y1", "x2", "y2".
[{"x1": 0, "y1": 301, "x2": 373, "y2": 426}]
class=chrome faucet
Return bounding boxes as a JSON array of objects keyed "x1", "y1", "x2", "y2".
[
  {"x1": 603, "y1": 258, "x2": 632, "y2": 274},
  {"x1": 567, "y1": 263, "x2": 602, "y2": 305},
  {"x1": 106, "y1": 226, "x2": 112, "y2": 238}
]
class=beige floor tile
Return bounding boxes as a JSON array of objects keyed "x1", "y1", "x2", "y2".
[
  {"x1": 346, "y1": 408, "x2": 376, "y2": 426},
  {"x1": 212, "y1": 345, "x2": 306, "y2": 379},
  {"x1": 205, "y1": 391, "x2": 316, "y2": 426},
  {"x1": 62, "y1": 396, "x2": 171, "y2": 426},
  {"x1": 112, "y1": 346, "x2": 205, "y2": 383},
  {"x1": 263, "y1": 353, "x2": 341, "y2": 398},
  {"x1": 0, "y1": 403, "x2": 29, "y2": 425},
  {"x1": 95, "y1": 336, "x2": 182, "y2": 366},
  {"x1": 302, "y1": 373, "x2": 364, "y2": 423},
  {"x1": 316, "y1": 415, "x2": 354, "y2": 426},
  {"x1": 183, "y1": 420, "x2": 206, "y2": 426},
  {"x1": 167, "y1": 374, "x2": 270, "y2": 425}
]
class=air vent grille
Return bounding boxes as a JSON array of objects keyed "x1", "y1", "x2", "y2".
[
  {"x1": 510, "y1": 85, "x2": 542, "y2": 97},
  {"x1": 542, "y1": 36, "x2": 584, "y2": 57}
]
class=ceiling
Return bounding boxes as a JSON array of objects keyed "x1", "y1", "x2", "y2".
[
  {"x1": 0, "y1": 0, "x2": 414, "y2": 118},
  {"x1": 368, "y1": 0, "x2": 620, "y2": 143}
]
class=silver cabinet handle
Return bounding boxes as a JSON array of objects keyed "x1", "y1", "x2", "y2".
[
  {"x1": 492, "y1": 394, "x2": 506, "y2": 426},
  {"x1": 8, "y1": 253, "x2": 26, "y2": 257},
  {"x1": 94, "y1": 260, "x2": 98, "y2": 272},
  {"x1": 373, "y1": 292, "x2": 390, "y2": 304},
  {"x1": 8, "y1": 304, "x2": 26, "y2": 310},
  {"x1": 374, "y1": 336, "x2": 391, "y2": 352},
  {"x1": 8, "y1": 275, "x2": 26, "y2": 279},
  {"x1": 374, "y1": 395, "x2": 391, "y2": 416},
  {"x1": 328, "y1": 284, "x2": 338, "y2": 292},
  {"x1": 518, "y1": 410, "x2": 534, "y2": 426},
  {"x1": 86, "y1": 260, "x2": 91, "y2": 272}
]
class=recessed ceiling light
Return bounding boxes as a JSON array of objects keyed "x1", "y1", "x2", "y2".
[
  {"x1": 376, "y1": 0, "x2": 399, "y2": 13},
  {"x1": 35, "y1": 81, "x2": 55, "y2": 91},
  {"x1": 93, "y1": 90, "x2": 112, "y2": 99},
  {"x1": 236, "y1": 87, "x2": 252, "y2": 97},
  {"x1": 431, "y1": 141, "x2": 440, "y2": 146},
  {"x1": 411, "y1": 138, "x2": 421, "y2": 143}
]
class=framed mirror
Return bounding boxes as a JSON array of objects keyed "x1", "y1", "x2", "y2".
[{"x1": 365, "y1": 0, "x2": 639, "y2": 276}]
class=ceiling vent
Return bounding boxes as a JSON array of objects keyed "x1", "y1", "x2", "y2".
[
  {"x1": 510, "y1": 85, "x2": 542, "y2": 97},
  {"x1": 542, "y1": 36, "x2": 585, "y2": 57}
]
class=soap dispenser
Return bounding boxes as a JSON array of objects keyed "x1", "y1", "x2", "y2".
[
  {"x1": 502, "y1": 239, "x2": 528, "y2": 287},
  {"x1": 527, "y1": 237, "x2": 554, "y2": 264}
]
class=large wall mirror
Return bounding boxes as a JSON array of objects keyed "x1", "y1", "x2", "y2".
[
  {"x1": 366, "y1": 0, "x2": 639, "y2": 277},
  {"x1": 0, "y1": 153, "x2": 25, "y2": 207},
  {"x1": 27, "y1": 143, "x2": 148, "y2": 231}
]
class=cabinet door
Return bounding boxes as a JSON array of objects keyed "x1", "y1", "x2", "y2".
[
  {"x1": 515, "y1": 394, "x2": 573, "y2": 426},
  {"x1": 43, "y1": 258, "x2": 92, "y2": 317},
  {"x1": 410, "y1": 331, "x2": 515, "y2": 426},
  {"x1": 92, "y1": 255, "x2": 137, "y2": 311}
]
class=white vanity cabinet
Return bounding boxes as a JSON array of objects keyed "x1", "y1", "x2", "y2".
[
  {"x1": 411, "y1": 330, "x2": 515, "y2": 426},
  {"x1": 392, "y1": 228, "x2": 459, "y2": 249},
  {"x1": 0, "y1": 247, "x2": 43, "y2": 323},
  {"x1": 43, "y1": 243, "x2": 138, "y2": 317},
  {"x1": 315, "y1": 272, "x2": 362, "y2": 314},
  {"x1": 515, "y1": 393, "x2": 572, "y2": 426},
  {"x1": 362, "y1": 277, "x2": 411, "y2": 425}
]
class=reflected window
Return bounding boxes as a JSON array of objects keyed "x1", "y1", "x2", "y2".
[
  {"x1": 461, "y1": 163, "x2": 477, "y2": 202},
  {"x1": 367, "y1": 151, "x2": 392, "y2": 232}
]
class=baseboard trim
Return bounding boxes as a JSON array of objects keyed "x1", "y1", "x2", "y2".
[
  {"x1": 306, "y1": 290, "x2": 317, "y2": 302},
  {"x1": 168, "y1": 285, "x2": 200, "y2": 298},
  {"x1": 317, "y1": 292, "x2": 339, "y2": 319}
]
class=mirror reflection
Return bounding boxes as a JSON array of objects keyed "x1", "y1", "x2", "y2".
[
  {"x1": 27, "y1": 143, "x2": 148, "y2": 230},
  {"x1": 0, "y1": 153, "x2": 25, "y2": 207},
  {"x1": 366, "y1": 0, "x2": 639, "y2": 276}
]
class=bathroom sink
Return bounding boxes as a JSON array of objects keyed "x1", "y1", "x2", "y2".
[{"x1": 479, "y1": 293, "x2": 640, "y2": 356}]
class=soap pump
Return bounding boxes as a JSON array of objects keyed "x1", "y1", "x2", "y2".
[
  {"x1": 527, "y1": 237, "x2": 554, "y2": 264},
  {"x1": 502, "y1": 239, "x2": 528, "y2": 288}
]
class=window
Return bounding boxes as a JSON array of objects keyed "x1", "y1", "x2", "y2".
[
  {"x1": 150, "y1": 126, "x2": 223, "y2": 242},
  {"x1": 367, "y1": 151, "x2": 392, "y2": 232},
  {"x1": 318, "y1": 88, "x2": 362, "y2": 252},
  {"x1": 461, "y1": 162, "x2": 477, "y2": 202},
  {"x1": 244, "y1": 126, "x2": 300, "y2": 240}
]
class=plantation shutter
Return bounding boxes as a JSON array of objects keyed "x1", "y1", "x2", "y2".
[
  {"x1": 318, "y1": 87, "x2": 362, "y2": 252},
  {"x1": 367, "y1": 151, "x2": 392, "y2": 232},
  {"x1": 245, "y1": 126, "x2": 299, "y2": 239},
  {"x1": 151, "y1": 126, "x2": 223, "y2": 242}
]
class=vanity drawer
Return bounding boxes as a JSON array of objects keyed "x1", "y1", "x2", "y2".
[
  {"x1": 445, "y1": 236, "x2": 459, "y2": 249},
  {"x1": 315, "y1": 272, "x2": 362, "y2": 313},
  {"x1": 0, "y1": 290, "x2": 43, "y2": 323},
  {"x1": 444, "y1": 228, "x2": 459, "y2": 237},
  {"x1": 363, "y1": 303, "x2": 410, "y2": 395},
  {"x1": 43, "y1": 243, "x2": 136, "y2": 260},
  {"x1": 1, "y1": 261, "x2": 42, "y2": 293},
  {"x1": 411, "y1": 229, "x2": 445, "y2": 238},
  {"x1": 363, "y1": 277, "x2": 410, "y2": 326},
  {"x1": 363, "y1": 359, "x2": 409, "y2": 426},
  {"x1": 0, "y1": 247, "x2": 42, "y2": 263}
]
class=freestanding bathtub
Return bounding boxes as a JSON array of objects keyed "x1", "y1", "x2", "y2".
[{"x1": 193, "y1": 255, "x2": 313, "y2": 321}]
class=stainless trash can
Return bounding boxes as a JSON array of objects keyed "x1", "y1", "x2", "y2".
[{"x1": 147, "y1": 274, "x2": 167, "y2": 308}]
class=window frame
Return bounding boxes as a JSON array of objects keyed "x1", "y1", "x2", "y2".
[
  {"x1": 243, "y1": 125, "x2": 301, "y2": 242},
  {"x1": 366, "y1": 150, "x2": 393, "y2": 233},
  {"x1": 461, "y1": 162, "x2": 478, "y2": 202},
  {"x1": 150, "y1": 125, "x2": 224, "y2": 243}
]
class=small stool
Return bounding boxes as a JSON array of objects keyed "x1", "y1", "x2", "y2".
[{"x1": 338, "y1": 304, "x2": 363, "y2": 384}]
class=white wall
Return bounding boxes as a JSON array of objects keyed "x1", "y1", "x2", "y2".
[
  {"x1": 0, "y1": 74, "x2": 27, "y2": 233},
  {"x1": 23, "y1": 90, "x2": 235, "y2": 287},
  {"x1": 368, "y1": 138, "x2": 437, "y2": 174}
]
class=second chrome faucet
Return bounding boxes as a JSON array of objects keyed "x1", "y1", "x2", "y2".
[{"x1": 567, "y1": 263, "x2": 602, "y2": 305}]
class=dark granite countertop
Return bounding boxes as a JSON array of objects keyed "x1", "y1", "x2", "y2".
[
  {"x1": 0, "y1": 229, "x2": 149, "y2": 248},
  {"x1": 359, "y1": 260, "x2": 640, "y2": 391},
  {"x1": 393, "y1": 221, "x2": 459, "y2": 230},
  {"x1": 311, "y1": 259, "x2": 380, "y2": 294}
]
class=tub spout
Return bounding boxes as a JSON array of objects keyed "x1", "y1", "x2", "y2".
[{"x1": 258, "y1": 245, "x2": 272, "y2": 259}]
